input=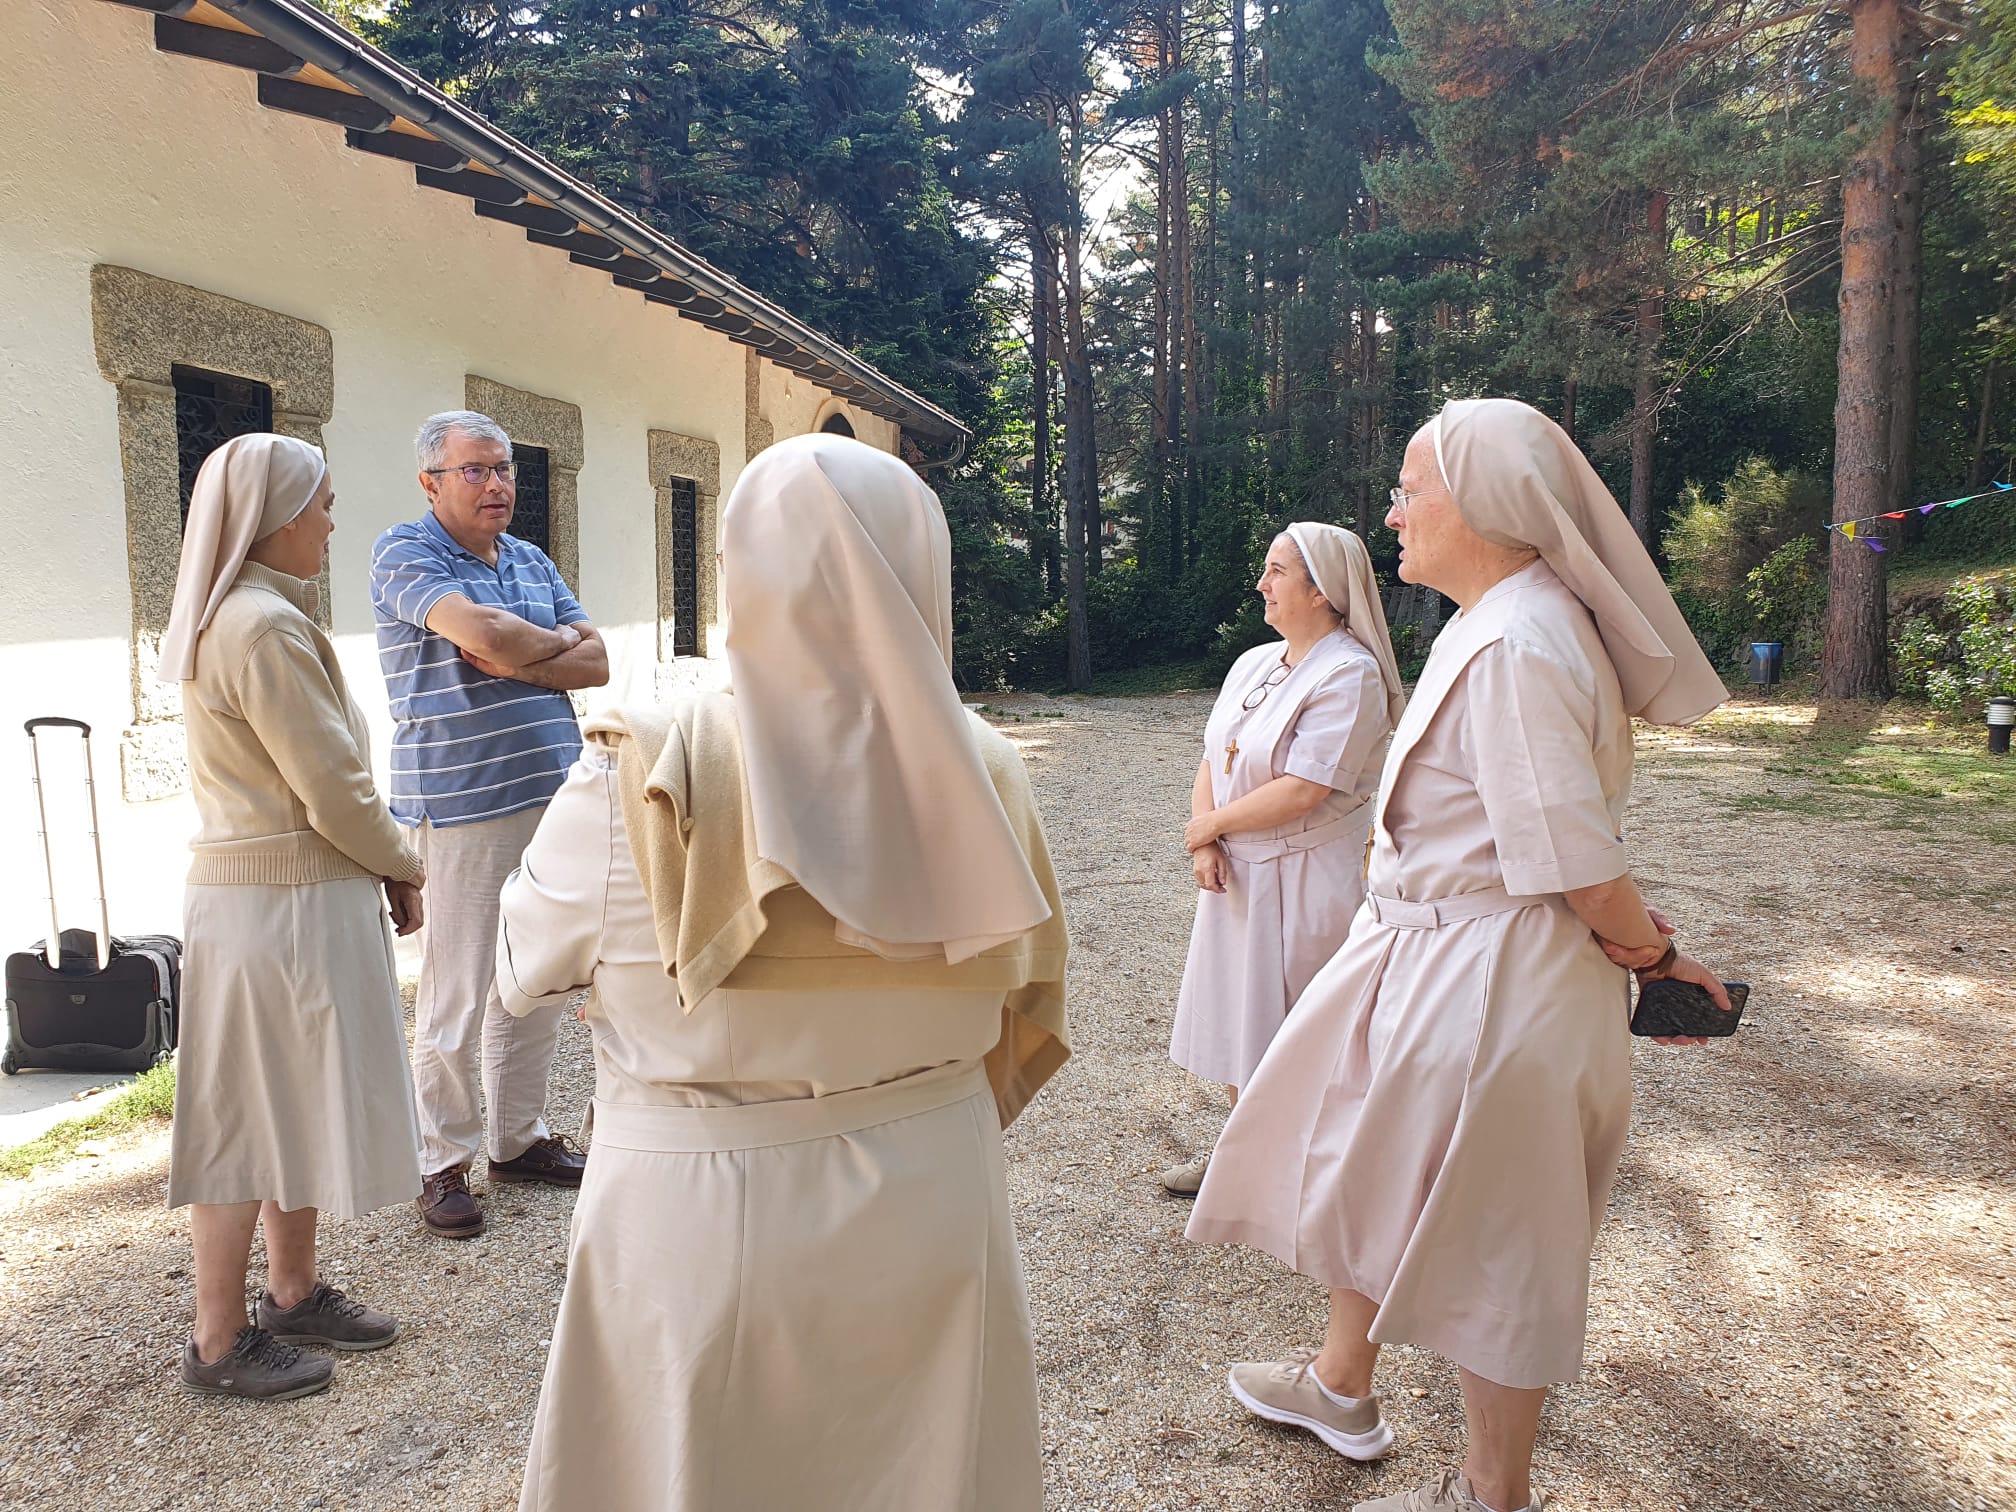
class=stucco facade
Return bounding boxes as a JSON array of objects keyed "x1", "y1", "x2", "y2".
[{"x1": 0, "y1": 0, "x2": 901, "y2": 940}]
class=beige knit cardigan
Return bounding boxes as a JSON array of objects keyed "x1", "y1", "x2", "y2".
[{"x1": 180, "y1": 563, "x2": 421, "y2": 887}]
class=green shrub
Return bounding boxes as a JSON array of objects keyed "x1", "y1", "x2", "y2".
[
  {"x1": 1664, "y1": 458, "x2": 1832, "y2": 667},
  {"x1": 1894, "y1": 613, "x2": 1948, "y2": 699},
  {"x1": 1744, "y1": 537, "x2": 1827, "y2": 669},
  {"x1": 1891, "y1": 574, "x2": 2016, "y2": 717}
]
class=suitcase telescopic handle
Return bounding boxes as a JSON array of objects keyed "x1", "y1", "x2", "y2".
[{"x1": 25, "y1": 717, "x2": 111, "y2": 969}]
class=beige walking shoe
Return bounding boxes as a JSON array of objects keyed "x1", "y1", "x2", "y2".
[
  {"x1": 1160, "y1": 1152, "x2": 1211, "y2": 1195},
  {"x1": 1226, "y1": 1346, "x2": 1395, "y2": 1460},
  {"x1": 1352, "y1": 1469, "x2": 1549, "y2": 1511}
]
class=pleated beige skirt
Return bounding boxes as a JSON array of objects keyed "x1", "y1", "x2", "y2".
[
  {"x1": 1169, "y1": 811, "x2": 1372, "y2": 1089},
  {"x1": 519, "y1": 1059, "x2": 1042, "y2": 1512},
  {"x1": 167, "y1": 878, "x2": 422, "y2": 1218},
  {"x1": 1189, "y1": 889, "x2": 1632, "y2": 1389}
]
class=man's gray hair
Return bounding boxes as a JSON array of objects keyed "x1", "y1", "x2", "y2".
[{"x1": 415, "y1": 410, "x2": 512, "y2": 470}]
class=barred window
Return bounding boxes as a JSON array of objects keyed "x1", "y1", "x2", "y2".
[
  {"x1": 173, "y1": 365, "x2": 273, "y2": 526},
  {"x1": 511, "y1": 443, "x2": 551, "y2": 553},
  {"x1": 669, "y1": 476, "x2": 699, "y2": 657}
]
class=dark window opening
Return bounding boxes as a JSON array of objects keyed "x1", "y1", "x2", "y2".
[
  {"x1": 669, "y1": 477, "x2": 699, "y2": 658},
  {"x1": 173, "y1": 365, "x2": 273, "y2": 527},
  {"x1": 820, "y1": 412, "x2": 856, "y2": 438},
  {"x1": 511, "y1": 443, "x2": 551, "y2": 553}
]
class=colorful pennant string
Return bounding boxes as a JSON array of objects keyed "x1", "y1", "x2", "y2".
[{"x1": 1826, "y1": 481, "x2": 2012, "y2": 550}]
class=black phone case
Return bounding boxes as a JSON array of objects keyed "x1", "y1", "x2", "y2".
[{"x1": 1629, "y1": 978, "x2": 1749, "y2": 1038}]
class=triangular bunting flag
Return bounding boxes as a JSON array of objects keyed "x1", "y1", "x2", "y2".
[{"x1": 1841, "y1": 521, "x2": 1857, "y2": 539}]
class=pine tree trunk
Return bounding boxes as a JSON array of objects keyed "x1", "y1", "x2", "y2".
[
  {"x1": 1629, "y1": 192, "x2": 1668, "y2": 545},
  {"x1": 1562, "y1": 377, "x2": 1578, "y2": 442},
  {"x1": 1891, "y1": 82, "x2": 1924, "y2": 542},
  {"x1": 1152, "y1": 97, "x2": 1176, "y2": 577},
  {"x1": 1821, "y1": 0, "x2": 1907, "y2": 703},
  {"x1": 1030, "y1": 224, "x2": 1059, "y2": 599},
  {"x1": 1061, "y1": 96, "x2": 1095, "y2": 691},
  {"x1": 1970, "y1": 361, "x2": 1999, "y2": 488}
]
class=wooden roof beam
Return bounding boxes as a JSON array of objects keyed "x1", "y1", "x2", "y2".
[
  {"x1": 154, "y1": 14, "x2": 302, "y2": 72},
  {"x1": 471, "y1": 200, "x2": 579, "y2": 237},
  {"x1": 257, "y1": 74, "x2": 391, "y2": 132},
  {"x1": 344, "y1": 125, "x2": 466, "y2": 172},
  {"x1": 415, "y1": 165, "x2": 527, "y2": 207}
]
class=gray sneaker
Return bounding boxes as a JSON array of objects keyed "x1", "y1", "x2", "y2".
[
  {"x1": 1227, "y1": 1347, "x2": 1395, "y2": 1460},
  {"x1": 1352, "y1": 1469, "x2": 1549, "y2": 1511},
  {"x1": 257, "y1": 1282, "x2": 400, "y2": 1351},
  {"x1": 180, "y1": 1326, "x2": 334, "y2": 1401},
  {"x1": 1160, "y1": 1152, "x2": 1211, "y2": 1195}
]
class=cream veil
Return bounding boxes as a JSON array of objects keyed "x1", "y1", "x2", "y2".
[
  {"x1": 156, "y1": 434, "x2": 327, "y2": 683},
  {"x1": 1432, "y1": 398, "x2": 1725, "y2": 726},
  {"x1": 721, "y1": 434, "x2": 1052, "y2": 963},
  {"x1": 1283, "y1": 522, "x2": 1408, "y2": 725}
]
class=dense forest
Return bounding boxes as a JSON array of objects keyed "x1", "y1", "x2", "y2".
[{"x1": 354, "y1": 0, "x2": 2016, "y2": 709}]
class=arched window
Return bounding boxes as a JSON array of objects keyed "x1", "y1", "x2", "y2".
[{"x1": 820, "y1": 412, "x2": 856, "y2": 438}]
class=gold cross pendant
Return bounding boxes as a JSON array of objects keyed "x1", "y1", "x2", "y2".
[{"x1": 1224, "y1": 739, "x2": 1239, "y2": 775}]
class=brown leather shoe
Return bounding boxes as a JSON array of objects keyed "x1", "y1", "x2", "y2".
[
  {"x1": 487, "y1": 1133, "x2": 587, "y2": 1188},
  {"x1": 417, "y1": 1165, "x2": 484, "y2": 1238}
]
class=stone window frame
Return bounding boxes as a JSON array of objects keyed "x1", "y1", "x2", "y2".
[
  {"x1": 648, "y1": 430, "x2": 722, "y2": 662},
  {"x1": 464, "y1": 374, "x2": 583, "y2": 590},
  {"x1": 90, "y1": 265, "x2": 334, "y2": 801},
  {"x1": 811, "y1": 394, "x2": 863, "y2": 438}
]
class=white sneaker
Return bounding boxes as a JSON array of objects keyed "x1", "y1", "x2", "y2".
[{"x1": 1227, "y1": 1347, "x2": 1396, "y2": 1460}]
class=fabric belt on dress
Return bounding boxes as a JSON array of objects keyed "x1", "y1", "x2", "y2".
[
  {"x1": 1218, "y1": 804, "x2": 1369, "y2": 865},
  {"x1": 589, "y1": 1057, "x2": 989, "y2": 1154},
  {"x1": 1365, "y1": 885, "x2": 1555, "y2": 930}
]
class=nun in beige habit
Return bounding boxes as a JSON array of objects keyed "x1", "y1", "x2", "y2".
[
  {"x1": 1187, "y1": 400, "x2": 1733, "y2": 1512},
  {"x1": 1163, "y1": 524, "x2": 1405, "y2": 1194},
  {"x1": 496, "y1": 432, "x2": 1069, "y2": 1512},
  {"x1": 163, "y1": 434, "x2": 426, "y2": 1402}
]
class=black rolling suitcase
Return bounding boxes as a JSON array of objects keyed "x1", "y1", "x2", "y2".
[{"x1": 3, "y1": 718, "x2": 180, "y2": 1076}]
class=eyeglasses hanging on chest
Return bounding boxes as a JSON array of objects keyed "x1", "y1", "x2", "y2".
[{"x1": 1227, "y1": 657, "x2": 1294, "y2": 772}]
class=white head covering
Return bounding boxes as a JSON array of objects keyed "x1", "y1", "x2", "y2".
[
  {"x1": 156, "y1": 434, "x2": 327, "y2": 684},
  {"x1": 1431, "y1": 398, "x2": 1725, "y2": 726},
  {"x1": 1282, "y1": 522, "x2": 1408, "y2": 726},
  {"x1": 721, "y1": 433, "x2": 1052, "y2": 963}
]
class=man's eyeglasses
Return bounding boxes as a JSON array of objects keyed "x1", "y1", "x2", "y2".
[
  {"x1": 426, "y1": 463, "x2": 517, "y2": 486},
  {"x1": 1241, "y1": 658, "x2": 1293, "y2": 711}
]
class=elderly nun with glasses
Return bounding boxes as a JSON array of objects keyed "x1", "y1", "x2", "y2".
[
  {"x1": 1187, "y1": 399, "x2": 1733, "y2": 1512},
  {"x1": 1162, "y1": 524, "x2": 1407, "y2": 1196}
]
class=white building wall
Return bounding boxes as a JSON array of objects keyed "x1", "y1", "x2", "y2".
[{"x1": 0, "y1": 0, "x2": 897, "y2": 941}]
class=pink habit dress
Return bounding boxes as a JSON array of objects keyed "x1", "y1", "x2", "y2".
[
  {"x1": 1168, "y1": 629, "x2": 1391, "y2": 1089},
  {"x1": 1188, "y1": 560, "x2": 1635, "y2": 1389}
]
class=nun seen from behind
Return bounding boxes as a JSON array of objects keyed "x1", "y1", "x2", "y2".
[
  {"x1": 496, "y1": 433, "x2": 1069, "y2": 1512},
  {"x1": 1163, "y1": 523, "x2": 1405, "y2": 1194},
  {"x1": 1188, "y1": 399, "x2": 1734, "y2": 1512},
  {"x1": 161, "y1": 434, "x2": 427, "y2": 1403}
]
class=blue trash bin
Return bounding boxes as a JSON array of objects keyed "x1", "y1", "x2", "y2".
[{"x1": 1749, "y1": 642, "x2": 1784, "y2": 687}]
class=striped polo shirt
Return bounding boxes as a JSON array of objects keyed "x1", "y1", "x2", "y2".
[{"x1": 369, "y1": 511, "x2": 588, "y2": 828}]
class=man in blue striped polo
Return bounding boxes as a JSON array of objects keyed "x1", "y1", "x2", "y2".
[{"x1": 370, "y1": 410, "x2": 608, "y2": 1239}]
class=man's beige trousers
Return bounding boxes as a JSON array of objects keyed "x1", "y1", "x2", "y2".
[{"x1": 410, "y1": 806, "x2": 566, "y2": 1174}]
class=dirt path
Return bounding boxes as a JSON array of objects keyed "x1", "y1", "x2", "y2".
[{"x1": 2, "y1": 694, "x2": 2010, "y2": 1511}]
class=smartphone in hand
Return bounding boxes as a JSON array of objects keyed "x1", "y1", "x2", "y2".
[{"x1": 1629, "y1": 978, "x2": 1749, "y2": 1038}]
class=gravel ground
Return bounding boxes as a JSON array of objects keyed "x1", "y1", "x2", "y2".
[{"x1": 1, "y1": 692, "x2": 2011, "y2": 1511}]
